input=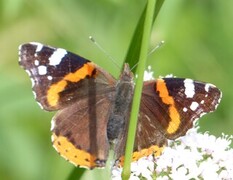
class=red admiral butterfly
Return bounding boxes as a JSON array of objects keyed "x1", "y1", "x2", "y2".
[{"x1": 19, "y1": 42, "x2": 222, "y2": 169}]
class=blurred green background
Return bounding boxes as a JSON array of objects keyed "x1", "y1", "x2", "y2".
[{"x1": 0, "y1": 0, "x2": 232, "y2": 179}]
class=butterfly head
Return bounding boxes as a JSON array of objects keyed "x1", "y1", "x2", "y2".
[{"x1": 120, "y1": 63, "x2": 134, "y2": 83}]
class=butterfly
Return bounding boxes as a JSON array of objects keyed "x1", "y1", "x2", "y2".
[{"x1": 19, "y1": 42, "x2": 222, "y2": 168}]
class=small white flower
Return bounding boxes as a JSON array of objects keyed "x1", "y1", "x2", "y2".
[
  {"x1": 199, "y1": 158, "x2": 219, "y2": 179},
  {"x1": 143, "y1": 66, "x2": 154, "y2": 81},
  {"x1": 170, "y1": 166, "x2": 189, "y2": 179}
]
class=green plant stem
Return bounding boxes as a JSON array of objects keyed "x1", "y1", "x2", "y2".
[{"x1": 121, "y1": 0, "x2": 156, "y2": 179}]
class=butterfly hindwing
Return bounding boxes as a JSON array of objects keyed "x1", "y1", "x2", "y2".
[{"x1": 51, "y1": 93, "x2": 115, "y2": 168}]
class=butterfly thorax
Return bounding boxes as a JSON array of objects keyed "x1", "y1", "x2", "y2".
[{"x1": 107, "y1": 64, "x2": 134, "y2": 142}]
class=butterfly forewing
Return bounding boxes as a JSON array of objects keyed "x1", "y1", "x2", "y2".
[
  {"x1": 137, "y1": 78, "x2": 221, "y2": 145},
  {"x1": 19, "y1": 42, "x2": 116, "y2": 111}
]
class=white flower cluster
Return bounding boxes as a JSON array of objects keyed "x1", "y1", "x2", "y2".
[
  {"x1": 156, "y1": 128, "x2": 233, "y2": 180},
  {"x1": 112, "y1": 128, "x2": 233, "y2": 180}
]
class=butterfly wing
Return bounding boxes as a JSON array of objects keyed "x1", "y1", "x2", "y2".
[
  {"x1": 51, "y1": 93, "x2": 114, "y2": 168},
  {"x1": 115, "y1": 78, "x2": 221, "y2": 165},
  {"x1": 136, "y1": 78, "x2": 221, "y2": 151},
  {"x1": 19, "y1": 42, "x2": 117, "y2": 168},
  {"x1": 19, "y1": 42, "x2": 116, "y2": 111}
]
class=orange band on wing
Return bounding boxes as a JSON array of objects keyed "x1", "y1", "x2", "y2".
[
  {"x1": 47, "y1": 62, "x2": 96, "y2": 107},
  {"x1": 117, "y1": 145, "x2": 164, "y2": 167},
  {"x1": 156, "y1": 79, "x2": 181, "y2": 134},
  {"x1": 47, "y1": 80, "x2": 67, "y2": 107},
  {"x1": 64, "y1": 63, "x2": 96, "y2": 82},
  {"x1": 52, "y1": 133, "x2": 97, "y2": 169}
]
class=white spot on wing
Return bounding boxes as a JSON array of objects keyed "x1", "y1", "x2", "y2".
[
  {"x1": 200, "y1": 100, "x2": 204, "y2": 104},
  {"x1": 217, "y1": 91, "x2": 222, "y2": 107},
  {"x1": 37, "y1": 101, "x2": 44, "y2": 109},
  {"x1": 30, "y1": 42, "x2": 43, "y2": 52},
  {"x1": 200, "y1": 112, "x2": 206, "y2": 118},
  {"x1": 38, "y1": 65, "x2": 47, "y2": 75},
  {"x1": 183, "y1": 107, "x2": 188, "y2": 112},
  {"x1": 213, "y1": 91, "x2": 222, "y2": 110},
  {"x1": 18, "y1": 45, "x2": 22, "y2": 61},
  {"x1": 51, "y1": 134, "x2": 55, "y2": 142},
  {"x1": 18, "y1": 44, "x2": 22, "y2": 52},
  {"x1": 32, "y1": 91, "x2": 37, "y2": 98},
  {"x1": 205, "y1": 83, "x2": 216, "y2": 92},
  {"x1": 49, "y1": 48, "x2": 67, "y2": 66},
  {"x1": 26, "y1": 70, "x2": 31, "y2": 76},
  {"x1": 30, "y1": 78, "x2": 35, "y2": 87},
  {"x1": 184, "y1": 79, "x2": 195, "y2": 98},
  {"x1": 205, "y1": 84, "x2": 210, "y2": 92},
  {"x1": 34, "y1": 60, "x2": 39, "y2": 66},
  {"x1": 51, "y1": 118, "x2": 56, "y2": 131},
  {"x1": 47, "y1": 75, "x2": 53, "y2": 80},
  {"x1": 190, "y1": 101, "x2": 199, "y2": 111}
]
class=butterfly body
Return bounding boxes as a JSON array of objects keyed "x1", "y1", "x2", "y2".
[
  {"x1": 19, "y1": 42, "x2": 222, "y2": 168},
  {"x1": 107, "y1": 64, "x2": 134, "y2": 142}
]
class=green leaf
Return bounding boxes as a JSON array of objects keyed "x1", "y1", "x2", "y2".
[
  {"x1": 67, "y1": 168, "x2": 86, "y2": 180},
  {"x1": 125, "y1": 0, "x2": 165, "y2": 73}
]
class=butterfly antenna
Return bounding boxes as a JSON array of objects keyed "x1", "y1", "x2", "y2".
[
  {"x1": 89, "y1": 36, "x2": 121, "y2": 69},
  {"x1": 131, "y1": 40, "x2": 165, "y2": 71},
  {"x1": 148, "y1": 40, "x2": 165, "y2": 56},
  {"x1": 130, "y1": 62, "x2": 138, "y2": 72}
]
